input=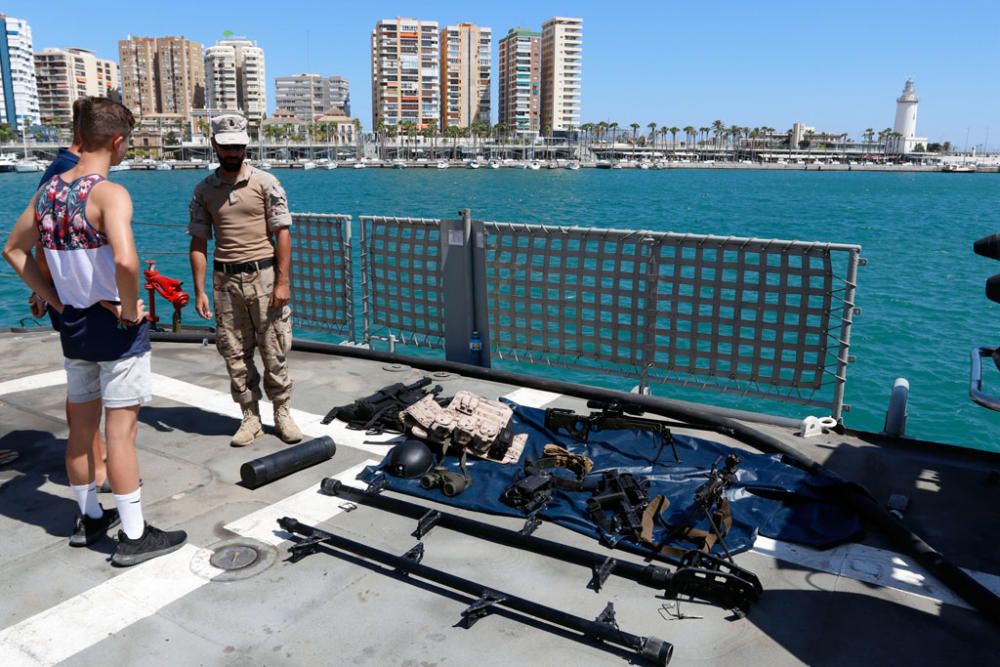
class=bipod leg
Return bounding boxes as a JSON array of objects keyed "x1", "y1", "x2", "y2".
[
  {"x1": 278, "y1": 515, "x2": 674, "y2": 666},
  {"x1": 702, "y1": 510, "x2": 734, "y2": 563}
]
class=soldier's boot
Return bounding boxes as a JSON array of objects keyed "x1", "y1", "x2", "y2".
[
  {"x1": 231, "y1": 401, "x2": 264, "y2": 447},
  {"x1": 274, "y1": 401, "x2": 303, "y2": 444}
]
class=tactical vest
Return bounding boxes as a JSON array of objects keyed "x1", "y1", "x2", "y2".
[{"x1": 400, "y1": 391, "x2": 526, "y2": 464}]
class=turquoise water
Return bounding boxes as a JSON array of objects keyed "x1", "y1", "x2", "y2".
[{"x1": 2, "y1": 168, "x2": 998, "y2": 450}]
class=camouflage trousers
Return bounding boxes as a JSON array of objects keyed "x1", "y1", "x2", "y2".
[{"x1": 213, "y1": 265, "x2": 293, "y2": 405}]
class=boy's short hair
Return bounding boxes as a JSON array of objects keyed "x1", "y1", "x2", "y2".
[{"x1": 79, "y1": 98, "x2": 135, "y2": 151}]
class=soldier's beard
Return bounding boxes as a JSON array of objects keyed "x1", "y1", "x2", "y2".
[{"x1": 219, "y1": 156, "x2": 244, "y2": 172}]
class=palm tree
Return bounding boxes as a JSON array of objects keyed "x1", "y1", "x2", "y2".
[
  {"x1": 669, "y1": 126, "x2": 680, "y2": 151},
  {"x1": 647, "y1": 122, "x2": 657, "y2": 150},
  {"x1": 682, "y1": 125, "x2": 695, "y2": 149},
  {"x1": 659, "y1": 127, "x2": 670, "y2": 154},
  {"x1": 711, "y1": 120, "x2": 724, "y2": 151},
  {"x1": 630, "y1": 122, "x2": 640, "y2": 144}
]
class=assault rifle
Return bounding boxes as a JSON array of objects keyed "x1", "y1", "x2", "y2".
[
  {"x1": 586, "y1": 470, "x2": 652, "y2": 546},
  {"x1": 544, "y1": 400, "x2": 681, "y2": 463}
]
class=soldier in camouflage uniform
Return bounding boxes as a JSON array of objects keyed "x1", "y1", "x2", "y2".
[{"x1": 188, "y1": 114, "x2": 302, "y2": 446}]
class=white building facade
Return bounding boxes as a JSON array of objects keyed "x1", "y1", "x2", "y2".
[
  {"x1": 540, "y1": 16, "x2": 582, "y2": 134},
  {"x1": 0, "y1": 14, "x2": 40, "y2": 127},
  {"x1": 205, "y1": 38, "x2": 266, "y2": 121},
  {"x1": 35, "y1": 48, "x2": 119, "y2": 130},
  {"x1": 274, "y1": 74, "x2": 350, "y2": 121},
  {"x1": 440, "y1": 23, "x2": 491, "y2": 130},
  {"x1": 371, "y1": 18, "x2": 440, "y2": 129}
]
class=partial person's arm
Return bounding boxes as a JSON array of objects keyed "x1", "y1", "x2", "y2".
[
  {"x1": 188, "y1": 187, "x2": 213, "y2": 319},
  {"x1": 190, "y1": 236, "x2": 211, "y2": 319},
  {"x1": 2, "y1": 194, "x2": 64, "y2": 312},
  {"x1": 264, "y1": 179, "x2": 293, "y2": 311},
  {"x1": 93, "y1": 182, "x2": 145, "y2": 323},
  {"x1": 270, "y1": 228, "x2": 291, "y2": 310}
]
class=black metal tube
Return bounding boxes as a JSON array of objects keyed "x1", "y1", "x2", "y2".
[
  {"x1": 321, "y1": 479, "x2": 675, "y2": 589},
  {"x1": 153, "y1": 332, "x2": 1000, "y2": 627},
  {"x1": 278, "y1": 516, "x2": 673, "y2": 666},
  {"x1": 239, "y1": 436, "x2": 337, "y2": 489}
]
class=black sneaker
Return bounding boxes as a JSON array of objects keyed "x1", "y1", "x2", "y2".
[
  {"x1": 111, "y1": 523, "x2": 188, "y2": 567},
  {"x1": 69, "y1": 507, "x2": 121, "y2": 547}
]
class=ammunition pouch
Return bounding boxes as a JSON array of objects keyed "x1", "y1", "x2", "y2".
[{"x1": 401, "y1": 391, "x2": 527, "y2": 464}]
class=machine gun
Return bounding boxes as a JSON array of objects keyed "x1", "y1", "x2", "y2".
[
  {"x1": 544, "y1": 400, "x2": 680, "y2": 463},
  {"x1": 321, "y1": 377, "x2": 444, "y2": 432},
  {"x1": 690, "y1": 454, "x2": 741, "y2": 560}
]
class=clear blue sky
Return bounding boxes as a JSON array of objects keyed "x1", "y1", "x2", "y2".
[{"x1": 5, "y1": 0, "x2": 999, "y2": 149}]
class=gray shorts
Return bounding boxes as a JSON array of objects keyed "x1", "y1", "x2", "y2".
[{"x1": 65, "y1": 351, "x2": 152, "y2": 408}]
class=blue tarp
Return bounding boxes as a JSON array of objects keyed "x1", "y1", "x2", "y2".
[{"x1": 358, "y1": 401, "x2": 863, "y2": 559}]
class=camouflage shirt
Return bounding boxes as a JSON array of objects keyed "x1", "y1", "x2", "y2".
[{"x1": 188, "y1": 165, "x2": 293, "y2": 264}]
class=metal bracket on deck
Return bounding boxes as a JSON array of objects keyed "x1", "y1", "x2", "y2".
[
  {"x1": 595, "y1": 602, "x2": 620, "y2": 629},
  {"x1": 518, "y1": 514, "x2": 542, "y2": 536},
  {"x1": 460, "y1": 590, "x2": 507, "y2": 628},
  {"x1": 365, "y1": 475, "x2": 387, "y2": 495},
  {"x1": 402, "y1": 542, "x2": 425, "y2": 564},
  {"x1": 287, "y1": 535, "x2": 325, "y2": 562},
  {"x1": 412, "y1": 509, "x2": 442, "y2": 539},
  {"x1": 588, "y1": 557, "x2": 618, "y2": 593}
]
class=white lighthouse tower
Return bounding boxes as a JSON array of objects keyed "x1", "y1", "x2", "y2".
[{"x1": 892, "y1": 78, "x2": 925, "y2": 154}]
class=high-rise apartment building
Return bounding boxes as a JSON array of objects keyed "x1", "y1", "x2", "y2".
[
  {"x1": 119, "y1": 36, "x2": 204, "y2": 118},
  {"x1": 371, "y1": 18, "x2": 440, "y2": 129},
  {"x1": 497, "y1": 28, "x2": 540, "y2": 136},
  {"x1": 275, "y1": 74, "x2": 350, "y2": 120},
  {"x1": 205, "y1": 38, "x2": 266, "y2": 121},
  {"x1": 0, "y1": 14, "x2": 40, "y2": 127},
  {"x1": 35, "y1": 48, "x2": 119, "y2": 129},
  {"x1": 540, "y1": 16, "x2": 582, "y2": 133},
  {"x1": 440, "y1": 23, "x2": 490, "y2": 130}
]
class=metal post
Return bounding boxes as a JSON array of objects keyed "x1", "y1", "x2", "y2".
[
  {"x1": 832, "y1": 248, "x2": 861, "y2": 420},
  {"x1": 441, "y1": 208, "x2": 491, "y2": 366}
]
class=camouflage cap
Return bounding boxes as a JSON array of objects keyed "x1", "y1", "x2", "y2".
[{"x1": 211, "y1": 114, "x2": 250, "y2": 145}]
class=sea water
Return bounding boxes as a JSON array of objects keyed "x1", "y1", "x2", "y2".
[{"x1": 1, "y1": 168, "x2": 997, "y2": 451}]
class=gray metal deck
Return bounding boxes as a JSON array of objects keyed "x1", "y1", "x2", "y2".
[{"x1": 1, "y1": 330, "x2": 998, "y2": 666}]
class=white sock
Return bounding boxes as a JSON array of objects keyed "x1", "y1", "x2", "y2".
[
  {"x1": 113, "y1": 489, "x2": 145, "y2": 540},
  {"x1": 70, "y1": 483, "x2": 91, "y2": 516},
  {"x1": 84, "y1": 482, "x2": 102, "y2": 519}
]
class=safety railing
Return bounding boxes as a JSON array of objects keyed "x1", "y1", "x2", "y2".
[
  {"x1": 295, "y1": 211, "x2": 862, "y2": 419},
  {"x1": 358, "y1": 215, "x2": 444, "y2": 349},
  {"x1": 481, "y1": 221, "x2": 861, "y2": 418},
  {"x1": 289, "y1": 213, "x2": 354, "y2": 340}
]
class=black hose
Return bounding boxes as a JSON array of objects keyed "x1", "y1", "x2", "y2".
[{"x1": 151, "y1": 330, "x2": 1000, "y2": 626}]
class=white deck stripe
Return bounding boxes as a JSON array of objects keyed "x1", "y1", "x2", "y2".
[
  {"x1": 224, "y1": 460, "x2": 379, "y2": 545},
  {"x1": 752, "y1": 536, "x2": 1000, "y2": 610},
  {"x1": 0, "y1": 545, "x2": 221, "y2": 667},
  {"x1": 0, "y1": 370, "x2": 67, "y2": 397},
  {"x1": 502, "y1": 387, "x2": 562, "y2": 408}
]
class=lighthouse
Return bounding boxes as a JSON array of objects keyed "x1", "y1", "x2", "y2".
[{"x1": 892, "y1": 78, "x2": 925, "y2": 154}]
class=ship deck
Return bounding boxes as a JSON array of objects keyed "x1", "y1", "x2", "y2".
[{"x1": 1, "y1": 330, "x2": 998, "y2": 666}]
